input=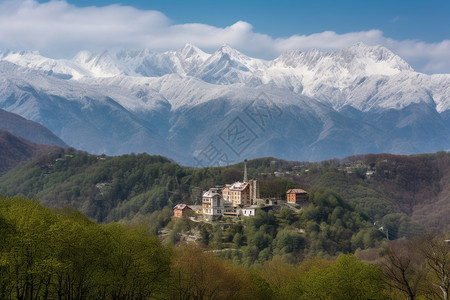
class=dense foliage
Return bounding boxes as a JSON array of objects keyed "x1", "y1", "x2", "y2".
[
  {"x1": 0, "y1": 195, "x2": 171, "y2": 299},
  {"x1": 167, "y1": 188, "x2": 384, "y2": 265},
  {"x1": 0, "y1": 150, "x2": 449, "y2": 267},
  {"x1": 0, "y1": 149, "x2": 220, "y2": 223},
  {"x1": 2, "y1": 195, "x2": 448, "y2": 300},
  {"x1": 244, "y1": 152, "x2": 450, "y2": 235},
  {"x1": 1, "y1": 131, "x2": 448, "y2": 298},
  {"x1": 2, "y1": 150, "x2": 449, "y2": 236},
  {"x1": 0, "y1": 149, "x2": 304, "y2": 224}
]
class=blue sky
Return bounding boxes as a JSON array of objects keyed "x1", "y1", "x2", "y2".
[
  {"x1": 61, "y1": 0, "x2": 450, "y2": 43},
  {"x1": 1, "y1": 0, "x2": 449, "y2": 73}
]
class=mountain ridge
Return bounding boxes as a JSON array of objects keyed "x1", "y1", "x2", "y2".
[
  {"x1": 0, "y1": 129, "x2": 61, "y2": 174},
  {"x1": 1, "y1": 43, "x2": 448, "y2": 111},
  {"x1": 0, "y1": 43, "x2": 448, "y2": 165},
  {"x1": 0, "y1": 108, "x2": 67, "y2": 147}
]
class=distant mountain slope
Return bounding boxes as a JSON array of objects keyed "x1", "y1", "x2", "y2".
[
  {"x1": 0, "y1": 130, "x2": 61, "y2": 174},
  {"x1": 0, "y1": 149, "x2": 448, "y2": 235},
  {"x1": 288, "y1": 152, "x2": 450, "y2": 235},
  {"x1": 0, "y1": 150, "x2": 187, "y2": 222},
  {"x1": 0, "y1": 108, "x2": 67, "y2": 147},
  {"x1": 0, "y1": 43, "x2": 449, "y2": 164}
]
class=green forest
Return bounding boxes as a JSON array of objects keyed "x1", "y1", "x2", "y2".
[
  {"x1": 165, "y1": 188, "x2": 384, "y2": 266},
  {"x1": 1, "y1": 149, "x2": 449, "y2": 236},
  {"x1": 0, "y1": 150, "x2": 449, "y2": 299},
  {"x1": 1, "y1": 195, "x2": 449, "y2": 300}
]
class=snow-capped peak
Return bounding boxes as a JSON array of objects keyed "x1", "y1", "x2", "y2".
[
  {"x1": 1, "y1": 43, "x2": 447, "y2": 113},
  {"x1": 178, "y1": 43, "x2": 209, "y2": 61},
  {"x1": 341, "y1": 42, "x2": 414, "y2": 74},
  {"x1": 275, "y1": 48, "x2": 325, "y2": 68},
  {"x1": 0, "y1": 49, "x2": 41, "y2": 59},
  {"x1": 0, "y1": 43, "x2": 416, "y2": 82},
  {"x1": 72, "y1": 50, "x2": 93, "y2": 64},
  {"x1": 217, "y1": 44, "x2": 240, "y2": 55},
  {"x1": 0, "y1": 49, "x2": 90, "y2": 79},
  {"x1": 213, "y1": 44, "x2": 262, "y2": 66},
  {"x1": 72, "y1": 50, "x2": 122, "y2": 77}
]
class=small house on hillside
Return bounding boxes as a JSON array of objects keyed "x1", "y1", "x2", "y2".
[
  {"x1": 173, "y1": 204, "x2": 192, "y2": 218},
  {"x1": 242, "y1": 205, "x2": 273, "y2": 217},
  {"x1": 286, "y1": 189, "x2": 308, "y2": 204}
]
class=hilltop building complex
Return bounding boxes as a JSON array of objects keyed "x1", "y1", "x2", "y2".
[{"x1": 202, "y1": 160, "x2": 261, "y2": 220}]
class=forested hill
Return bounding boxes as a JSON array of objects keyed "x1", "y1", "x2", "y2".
[
  {"x1": 0, "y1": 130, "x2": 61, "y2": 174},
  {"x1": 242, "y1": 152, "x2": 450, "y2": 236},
  {"x1": 0, "y1": 148, "x2": 242, "y2": 223},
  {"x1": 5, "y1": 195, "x2": 448, "y2": 300},
  {"x1": 286, "y1": 152, "x2": 450, "y2": 236},
  {"x1": 0, "y1": 149, "x2": 449, "y2": 235}
]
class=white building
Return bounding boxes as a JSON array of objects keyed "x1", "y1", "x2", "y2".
[
  {"x1": 242, "y1": 207, "x2": 257, "y2": 217},
  {"x1": 202, "y1": 188, "x2": 223, "y2": 218}
]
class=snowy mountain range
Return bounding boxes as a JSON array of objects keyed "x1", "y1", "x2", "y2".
[{"x1": 0, "y1": 43, "x2": 449, "y2": 165}]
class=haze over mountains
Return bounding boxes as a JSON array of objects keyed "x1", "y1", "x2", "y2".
[
  {"x1": 0, "y1": 129, "x2": 61, "y2": 174},
  {"x1": 0, "y1": 109, "x2": 67, "y2": 147},
  {"x1": 0, "y1": 43, "x2": 449, "y2": 165}
]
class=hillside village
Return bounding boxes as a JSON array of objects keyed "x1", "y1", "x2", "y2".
[
  {"x1": 173, "y1": 160, "x2": 309, "y2": 221},
  {"x1": 171, "y1": 156, "x2": 389, "y2": 222}
]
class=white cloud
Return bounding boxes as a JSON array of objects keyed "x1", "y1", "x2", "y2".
[
  {"x1": 385, "y1": 39, "x2": 450, "y2": 74},
  {"x1": 0, "y1": 0, "x2": 449, "y2": 74},
  {"x1": 390, "y1": 16, "x2": 400, "y2": 23}
]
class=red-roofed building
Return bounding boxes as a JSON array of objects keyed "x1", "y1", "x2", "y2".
[
  {"x1": 173, "y1": 204, "x2": 192, "y2": 218},
  {"x1": 286, "y1": 189, "x2": 308, "y2": 204}
]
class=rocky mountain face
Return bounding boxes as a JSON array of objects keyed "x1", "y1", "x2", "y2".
[{"x1": 0, "y1": 43, "x2": 448, "y2": 165}]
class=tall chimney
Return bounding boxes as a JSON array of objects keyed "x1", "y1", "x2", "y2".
[{"x1": 243, "y1": 159, "x2": 248, "y2": 183}]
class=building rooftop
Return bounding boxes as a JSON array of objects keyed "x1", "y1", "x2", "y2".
[
  {"x1": 226, "y1": 181, "x2": 250, "y2": 191},
  {"x1": 173, "y1": 204, "x2": 191, "y2": 210},
  {"x1": 286, "y1": 189, "x2": 308, "y2": 194},
  {"x1": 203, "y1": 190, "x2": 221, "y2": 198}
]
